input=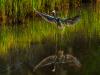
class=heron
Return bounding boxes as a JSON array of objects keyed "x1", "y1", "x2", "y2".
[
  {"x1": 33, "y1": 49, "x2": 81, "y2": 72},
  {"x1": 34, "y1": 8, "x2": 80, "y2": 29}
]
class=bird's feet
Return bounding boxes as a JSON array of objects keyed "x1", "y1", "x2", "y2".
[{"x1": 58, "y1": 25, "x2": 65, "y2": 30}]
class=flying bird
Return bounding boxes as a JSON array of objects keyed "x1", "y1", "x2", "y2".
[
  {"x1": 34, "y1": 8, "x2": 80, "y2": 29},
  {"x1": 33, "y1": 50, "x2": 81, "y2": 72}
]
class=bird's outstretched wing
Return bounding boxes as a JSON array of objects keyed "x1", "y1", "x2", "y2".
[
  {"x1": 33, "y1": 55, "x2": 56, "y2": 72},
  {"x1": 34, "y1": 9, "x2": 56, "y2": 23},
  {"x1": 61, "y1": 15, "x2": 80, "y2": 25},
  {"x1": 65, "y1": 54, "x2": 81, "y2": 68}
]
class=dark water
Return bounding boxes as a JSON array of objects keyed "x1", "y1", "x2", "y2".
[
  {"x1": 0, "y1": 36, "x2": 100, "y2": 75},
  {"x1": 0, "y1": 31, "x2": 82, "y2": 75}
]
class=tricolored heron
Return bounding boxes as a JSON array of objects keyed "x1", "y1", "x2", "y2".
[{"x1": 34, "y1": 8, "x2": 80, "y2": 29}]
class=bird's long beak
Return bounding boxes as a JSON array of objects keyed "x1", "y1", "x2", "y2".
[{"x1": 52, "y1": 68, "x2": 56, "y2": 72}]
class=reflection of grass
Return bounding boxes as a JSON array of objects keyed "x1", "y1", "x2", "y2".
[{"x1": 0, "y1": 25, "x2": 15, "y2": 55}]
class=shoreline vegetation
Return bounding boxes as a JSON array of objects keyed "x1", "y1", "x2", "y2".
[{"x1": 0, "y1": 0, "x2": 97, "y2": 24}]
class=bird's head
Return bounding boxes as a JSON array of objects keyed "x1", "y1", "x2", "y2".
[
  {"x1": 57, "y1": 50, "x2": 64, "y2": 58},
  {"x1": 52, "y1": 10, "x2": 56, "y2": 14},
  {"x1": 51, "y1": 10, "x2": 56, "y2": 17}
]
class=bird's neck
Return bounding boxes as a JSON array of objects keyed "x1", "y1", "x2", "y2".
[
  {"x1": 57, "y1": 54, "x2": 64, "y2": 58},
  {"x1": 52, "y1": 13, "x2": 56, "y2": 18}
]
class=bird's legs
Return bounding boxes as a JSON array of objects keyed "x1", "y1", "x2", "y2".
[{"x1": 58, "y1": 25, "x2": 64, "y2": 29}]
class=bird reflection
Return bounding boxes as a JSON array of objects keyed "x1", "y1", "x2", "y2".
[{"x1": 33, "y1": 49, "x2": 81, "y2": 72}]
